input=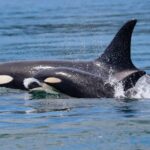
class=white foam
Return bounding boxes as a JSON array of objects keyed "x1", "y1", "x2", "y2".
[
  {"x1": 126, "y1": 75, "x2": 150, "y2": 99},
  {"x1": 112, "y1": 74, "x2": 150, "y2": 99},
  {"x1": 114, "y1": 82, "x2": 125, "y2": 98},
  {"x1": 105, "y1": 68, "x2": 125, "y2": 98},
  {"x1": 23, "y1": 78, "x2": 41, "y2": 89},
  {"x1": 105, "y1": 68, "x2": 116, "y2": 86}
]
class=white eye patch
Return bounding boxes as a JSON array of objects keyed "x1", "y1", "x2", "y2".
[
  {"x1": 0, "y1": 75, "x2": 13, "y2": 85},
  {"x1": 44, "y1": 77, "x2": 62, "y2": 84}
]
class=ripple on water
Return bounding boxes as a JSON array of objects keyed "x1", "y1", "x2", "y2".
[{"x1": 0, "y1": 0, "x2": 150, "y2": 149}]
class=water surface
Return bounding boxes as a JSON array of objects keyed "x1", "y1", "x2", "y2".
[{"x1": 0, "y1": 0, "x2": 150, "y2": 149}]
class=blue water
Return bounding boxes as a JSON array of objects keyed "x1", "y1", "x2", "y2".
[{"x1": 0, "y1": 0, "x2": 150, "y2": 149}]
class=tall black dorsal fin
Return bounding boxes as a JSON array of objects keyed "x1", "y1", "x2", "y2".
[{"x1": 98, "y1": 19, "x2": 137, "y2": 70}]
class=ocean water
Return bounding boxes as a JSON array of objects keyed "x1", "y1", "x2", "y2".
[{"x1": 0, "y1": 0, "x2": 150, "y2": 149}]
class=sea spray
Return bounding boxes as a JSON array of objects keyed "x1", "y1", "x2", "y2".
[
  {"x1": 105, "y1": 68, "x2": 125, "y2": 98},
  {"x1": 126, "y1": 75, "x2": 150, "y2": 99}
]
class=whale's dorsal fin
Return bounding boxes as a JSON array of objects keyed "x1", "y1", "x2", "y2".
[{"x1": 98, "y1": 19, "x2": 137, "y2": 70}]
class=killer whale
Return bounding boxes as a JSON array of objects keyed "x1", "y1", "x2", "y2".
[
  {"x1": 31, "y1": 67, "x2": 145, "y2": 98},
  {"x1": 0, "y1": 19, "x2": 146, "y2": 98}
]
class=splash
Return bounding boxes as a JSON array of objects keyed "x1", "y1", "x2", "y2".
[
  {"x1": 125, "y1": 75, "x2": 150, "y2": 99},
  {"x1": 105, "y1": 68, "x2": 125, "y2": 98},
  {"x1": 105, "y1": 68, "x2": 150, "y2": 99},
  {"x1": 114, "y1": 82, "x2": 125, "y2": 98},
  {"x1": 109, "y1": 74, "x2": 150, "y2": 99}
]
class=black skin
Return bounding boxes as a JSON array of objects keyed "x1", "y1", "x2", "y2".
[{"x1": 34, "y1": 68, "x2": 114, "y2": 98}]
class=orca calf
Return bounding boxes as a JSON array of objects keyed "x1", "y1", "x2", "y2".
[
  {"x1": 31, "y1": 67, "x2": 145, "y2": 98},
  {"x1": 0, "y1": 19, "x2": 146, "y2": 98}
]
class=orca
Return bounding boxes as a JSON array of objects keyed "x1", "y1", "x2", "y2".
[
  {"x1": 0, "y1": 19, "x2": 146, "y2": 98},
  {"x1": 31, "y1": 67, "x2": 145, "y2": 98}
]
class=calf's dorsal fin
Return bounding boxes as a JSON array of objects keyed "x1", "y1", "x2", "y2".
[{"x1": 98, "y1": 19, "x2": 137, "y2": 70}]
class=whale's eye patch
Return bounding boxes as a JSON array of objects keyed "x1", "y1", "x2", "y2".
[
  {"x1": 0, "y1": 75, "x2": 13, "y2": 85},
  {"x1": 44, "y1": 77, "x2": 62, "y2": 84}
]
